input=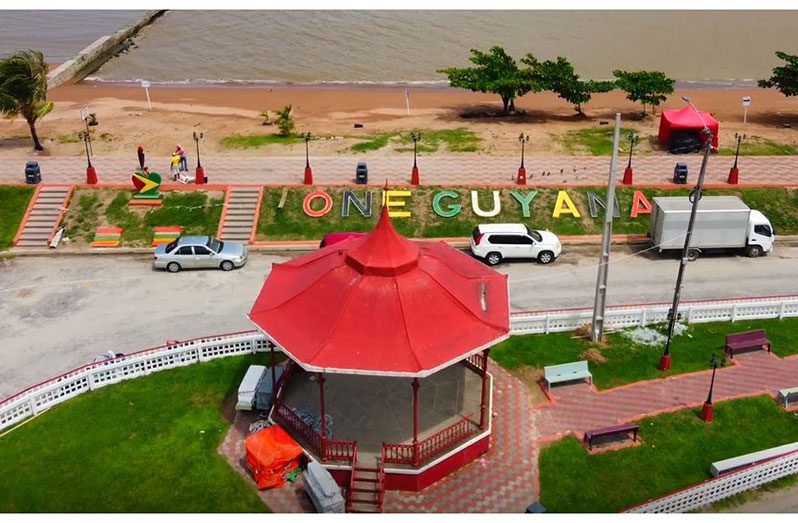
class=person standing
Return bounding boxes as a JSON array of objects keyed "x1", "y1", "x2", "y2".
[
  {"x1": 175, "y1": 144, "x2": 188, "y2": 172},
  {"x1": 137, "y1": 145, "x2": 145, "y2": 170}
]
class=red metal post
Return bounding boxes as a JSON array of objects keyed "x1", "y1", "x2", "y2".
[
  {"x1": 411, "y1": 166, "x2": 420, "y2": 186},
  {"x1": 479, "y1": 349, "x2": 490, "y2": 430},
  {"x1": 516, "y1": 166, "x2": 527, "y2": 185},
  {"x1": 412, "y1": 377, "x2": 420, "y2": 467},
  {"x1": 622, "y1": 166, "x2": 634, "y2": 185},
  {"x1": 86, "y1": 166, "x2": 98, "y2": 185},
  {"x1": 318, "y1": 372, "x2": 327, "y2": 460},
  {"x1": 195, "y1": 165, "x2": 206, "y2": 185}
]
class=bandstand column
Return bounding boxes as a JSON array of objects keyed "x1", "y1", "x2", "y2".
[
  {"x1": 269, "y1": 342, "x2": 276, "y2": 392},
  {"x1": 479, "y1": 349, "x2": 491, "y2": 430},
  {"x1": 318, "y1": 372, "x2": 327, "y2": 460},
  {"x1": 412, "y1": 377, "x2": 420, "y2": 467}
]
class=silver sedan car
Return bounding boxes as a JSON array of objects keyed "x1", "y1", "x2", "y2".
[{"x1": 154, "y1": 236, "x2": 248, "y2": 273}]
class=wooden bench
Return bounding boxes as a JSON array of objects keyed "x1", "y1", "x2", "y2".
[
  {"x1": 778, "y1": 387, "x2": 798, "y2": 409},
  {"x1": 583, "y1": 423, "x2": 640, "y2": 450},
  {"x1": 543, "y1": 361, "x2": 592, "y2": 391},
  {"x1": 724, "y1": 329, "x2": 771, "y2": 358}
]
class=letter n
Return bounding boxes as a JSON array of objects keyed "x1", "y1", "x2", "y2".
[
  {"x1": 552, "y1": 191, "x2": 581, "y2": 218},
  {"x1": 631, "y1": 191, "x2": 653, "y2": 218},
  {"x1": 342, "y1": 190, "x2": 372, "y2": 218},
  {"x1": 587, "y1": 191, "x2": 620, "y2": 218}
]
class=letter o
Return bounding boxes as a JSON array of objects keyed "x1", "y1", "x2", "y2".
[{"x1": 303, "y1": 191, "x2": 333, "y2": 218}]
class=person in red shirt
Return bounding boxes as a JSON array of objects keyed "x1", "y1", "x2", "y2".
[{"x1": 137, "y1": 145, "x2": 145, "y2": 170}]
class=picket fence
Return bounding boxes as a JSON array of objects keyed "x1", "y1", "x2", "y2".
[
  {"x1": 510, "y1": 294, "x2": 798, "y2": 335},
  {"x1": 625, "y1": 448, "x2": 798, "y2": 513}
]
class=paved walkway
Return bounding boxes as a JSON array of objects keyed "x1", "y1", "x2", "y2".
[
  {"x1": 4, "y1": 155, "x2": 798, "y2": 186},
  {"x1": 537, "y1": 350, "x2": 798, "y2": 441}
]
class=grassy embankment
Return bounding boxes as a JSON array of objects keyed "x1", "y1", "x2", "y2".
[
  {"x1": 0, "y1": 354, "x2": 270, "y2": 512},
  {"x1": 490, "y1": 317, "x2": 798, "y2": 390},
  {"x1": 0, "y1": 186, "x2": 35, "y2": 250},
  {"x1": 539, "y1": 395, "x2": 798, "y2": 513},
  {"x1": 62, "y1": 189, "x2": 224, "y2": 247},
  {"x1": 255, "y1": 186, "x2": 798, "y2": 241}
]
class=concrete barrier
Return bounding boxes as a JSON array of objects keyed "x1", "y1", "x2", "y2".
[{"x1": 47, "y1": 10, "x2": 166, "y2": 89}]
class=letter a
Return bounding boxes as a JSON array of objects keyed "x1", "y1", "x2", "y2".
[
  {"x1": 552, "y1": 191, "x2": 581, "y2": 218},
  {"x1": 471, "y1": 190, "x2": 501, "y2": 217},
  {"x1": 631, "y1": 191, "x2": 653, "y2": 218}
]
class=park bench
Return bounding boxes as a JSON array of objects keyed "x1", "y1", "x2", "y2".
[
  {"x1": 778, "y1": 387, "x2": 798, "y2": 409},
  {"x1": 543, "y1": 360, "x2": 592, "y2": 391},
  {"x1": 583, "y1": 423, "x2": 640, "y2": 450},
  {"x1": 724, "y1": 329, "x2": 771, "y2": 358},
  {"x1": 710, "y1": 441, "x2": 798, "y2": 476}
]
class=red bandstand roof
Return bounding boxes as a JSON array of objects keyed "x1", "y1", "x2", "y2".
[
  {"x1": 658, "y1": 105, "x2": 719, "y2": 149},
  {"x1": 248, "y1": 208, "x2": 510, "y2": 377}
]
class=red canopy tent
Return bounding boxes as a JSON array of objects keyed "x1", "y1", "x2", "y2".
[
  {"x1": 658, "y1": 106, "x2": 719, "y2": 150},
  {"x1": 248, "y1": 207, "x2": 510, "y2": 377}
]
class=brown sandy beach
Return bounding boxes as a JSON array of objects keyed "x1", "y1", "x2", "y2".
[{"x1": 2, "y1": 81, "x2": 797, "y2": 159}]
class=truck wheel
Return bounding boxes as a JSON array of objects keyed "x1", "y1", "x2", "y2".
[
  {"x1": 485, "y1": 252, "x2": 502, "y2": 266},
  {"x1": 538, "y1": 251, "x2": 555, "y2": 264},
  {"x1": 746, "y1": 245, "x2": 763, "y2": 258},
  {"x1": 167, "y1": 262, "x2": 181, "y2": 273},
  {"x1": 687, "y1": 249, "x2": 700, "y2": 262}
]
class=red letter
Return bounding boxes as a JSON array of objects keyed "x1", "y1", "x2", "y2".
[
  {"x1": 631, "y1": 191, "x2": 652, "y2": 218},
  {"x1": 303, "y1": 191, "x2": 333, "y2": 217}
]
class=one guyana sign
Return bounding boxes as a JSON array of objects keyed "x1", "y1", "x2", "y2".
[{"x1": 132, "y1": 170, "x2": 163, "y2": 200}]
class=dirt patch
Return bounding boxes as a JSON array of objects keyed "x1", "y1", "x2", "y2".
[
  {"x1": 580, "y1": 346, "x2": 609, "y2": 364},
  {"x1": 220, "y1": 390, "x2": 238, "y2": 424},
  {"x1": 61, "y1": 188, "x2": 121, "y2": 247},
  {"x1": 511, "y1": 365, "x2": 549, "y2": 406}
]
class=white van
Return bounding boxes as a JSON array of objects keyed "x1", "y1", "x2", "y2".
[{"x1": 469, "y1": 223, "x2": 562, "y2": 266}]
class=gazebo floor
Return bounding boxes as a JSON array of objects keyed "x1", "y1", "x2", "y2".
[{"x1": 280, "y1": 362, "x2": 484, "y2": 464}]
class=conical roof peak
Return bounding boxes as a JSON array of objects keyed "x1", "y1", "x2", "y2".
[{"x1": 345, "y1": 206, "x2": 419, "y2": 276}]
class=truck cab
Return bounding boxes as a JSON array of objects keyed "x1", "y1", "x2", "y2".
[{"x1": 746, "y1": 210, "x2": 775, "y2": 257}]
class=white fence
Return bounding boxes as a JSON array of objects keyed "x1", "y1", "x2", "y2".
[
  {"x1": 0, "y1": 330, "x2": 270, "y2": 433},
  {"x1": 626, "y1": 448, "x2": 798, "y2": 513},
  {"x1": 510, "y1": 294, "x2": 798, "y2": 335}
]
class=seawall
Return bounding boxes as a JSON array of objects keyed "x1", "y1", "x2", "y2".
[{"x1": 47, "y1": 10, "x2": 166, "y2": 89}]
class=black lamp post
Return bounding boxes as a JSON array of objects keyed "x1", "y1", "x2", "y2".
[
  {"x1": 518, "y1": 133, "x2": 530, "y2": 169},
  {"x1": 193, "y1": 132, "x2": 204, "y2": 169},
  {"x1": 732, "y1": 133, "x2": 746, "y2": 170},
  {"x1": 700, "y1": 353, "x2": 721, "y2": 423},
  {"x1": 410, "y1": 131, "x2": 421, "y2": 169},
  {"x1": 626, "y1": 131, "x2": 639, "y2": 170},
  {"x1": 302, "y1": 132, "x2": 313, "y2": 185},
  {"x1": 80, "y1": 131, "x2": 92, "y2": 169}
]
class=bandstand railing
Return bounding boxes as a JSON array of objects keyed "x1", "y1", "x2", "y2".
[
  {"x1": 464, "y1": 352, "x2": 485, "y2": 374},
  {"x1": 382, "y1": 415, "x2": 477, "y2": 466}
]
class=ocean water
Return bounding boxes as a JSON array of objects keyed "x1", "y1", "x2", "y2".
[{"x1": 4, "y1": 10, "x2": 798, "y2": 86}]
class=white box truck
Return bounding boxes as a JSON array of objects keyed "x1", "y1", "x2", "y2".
[{"x1": 649, "y1": 196, "x2": 775, "y2": 260}]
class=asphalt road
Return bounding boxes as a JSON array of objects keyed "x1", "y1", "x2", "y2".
[{"x1": 3, "y1": 244, "x2": 798, "y2": 398}]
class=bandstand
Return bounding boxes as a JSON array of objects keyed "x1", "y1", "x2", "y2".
[{"x1": 248, "y1": 207, "x2": 509, "y2": 498}]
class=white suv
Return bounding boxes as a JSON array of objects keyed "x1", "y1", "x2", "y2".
[{"x1": 470, "y1": 223, "x2": 562, "y2": 266}]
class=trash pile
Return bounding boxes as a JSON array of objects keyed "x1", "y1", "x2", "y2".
[{"x1": 620, "y1": 323, "x2": 689, "y2": 346}]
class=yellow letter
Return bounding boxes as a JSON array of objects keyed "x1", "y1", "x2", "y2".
[
  {"x1": 382, "y1": 189, "x2": 412, "y2": 218},
  {"x1": 552, "y1": 190, "x2": 581, "y2": 218}
]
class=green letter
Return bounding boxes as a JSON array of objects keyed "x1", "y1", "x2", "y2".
[
  {"x1": 432, "y1": 190, "x2": 462, "y2": 218},
  {"x1": 509, "y1": 190, "x2": 538, "y2": 218}
]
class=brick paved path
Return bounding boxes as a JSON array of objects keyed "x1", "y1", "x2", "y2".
[
  {"x1": 537, "y1": 351, "x2": 798, "y2": 441},
  {"x1": 4, "y1": 155, "x2": 798, "y2": 186}
]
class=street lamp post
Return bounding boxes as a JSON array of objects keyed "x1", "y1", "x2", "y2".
[
  {"x1": 700, "y1": 353, "x2": 721, "y2": 423},
  {"x1": 517, "y1": 133, "x2": 530, "y2": 185},
  {"x1": 302, "y1": 132, "x2": 313, "y2": 185},
  {"x1": 410, "y1": 131, "x2": 421, "y2": 185},
  {"x1": 659, "y1": 96, "x2": 713, "y2": 372},
  {"x1": 193, "y1": 131, "x2": 206, "y2": 185},
  {"x1": 80, "y1": 130, "x2": 98, "y2": 185},
  {"x1": 622, "y1": 131, "x2": 639, "y2": 185},
  {"x1": 728, "y1": 133, "x2": 746, "y2": 185}
]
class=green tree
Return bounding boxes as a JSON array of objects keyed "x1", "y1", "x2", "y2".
[
  {"x1": 758, "y1": 51, "x2": 798, "y2": 97},
  {"x1": 524, "y1": 55, "x2": 615, "y2": 116},
  {"x1": 438, "y1": 46, "x2": 539, "y2": 114},
  {"x1": 0, "y1": 49, "x2": 53, "y2": 151},
  {"x1": 612, "y1": 69, "x2": 675, "y2": 116},
  {"x1": 275, "y1": 105, "x2": 294, "y2": 136}
]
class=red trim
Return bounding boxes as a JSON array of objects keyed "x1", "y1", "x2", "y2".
[
  {"x1": 12, "y1": 184, "x2": 42, "y2": 246},
  {"x1": 249, "y1": 187, "x2": 265, "y2": 245},
  {"x1": 216, "y1": 187, "x2": 233, "y2": 239}
]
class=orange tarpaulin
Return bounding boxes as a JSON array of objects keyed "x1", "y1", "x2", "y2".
[{"x1": 245, "y1": 425, "x2": 304, "y2": 490}]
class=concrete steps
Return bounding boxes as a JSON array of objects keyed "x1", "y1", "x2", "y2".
[
  {"x1": 15, "y1": 186, "x2": 72, "y2": 247},
  {"x1": 218, "y1": 187, "x2": 261, "y2": 243}
]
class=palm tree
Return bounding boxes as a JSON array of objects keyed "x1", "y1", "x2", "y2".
[
  {"x1": 275, "y1": 105, "x2": 294, "y2": 137},
  {"x1": 0, "y1": 50, "x2": 54, "y2": 151}
]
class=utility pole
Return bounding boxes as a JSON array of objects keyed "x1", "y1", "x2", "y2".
[
  {"x1": 659, "y1": 97, "x2": 713, "y2": 371},
  {"x1": 591, "y1": 113, "x2": 622, "y2": 343}
]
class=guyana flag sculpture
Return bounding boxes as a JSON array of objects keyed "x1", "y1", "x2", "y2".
[{"x1": 132, "y1": 170, "x2": 163, "y2": 200}]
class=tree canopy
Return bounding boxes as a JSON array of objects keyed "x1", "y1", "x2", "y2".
[
  {"x1": 524, "y1": 55, "x2": 615, "y2": 116},
  {"x1": 758, "y1": 51, "x2": 798, "y2": 97},
  {"x1": 0, "y1": 49, "x2": 53, "y2": 150},
  {"x1": 438, "y1": 46, "x2": 539, "y2": 114},
  {"x1": 612, "y1": 70, "x2": 674, "y2": 116}
]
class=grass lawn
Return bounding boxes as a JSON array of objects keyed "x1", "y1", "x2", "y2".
[
  {"x1": 0, "y1": 186, "x2": 35, "y2": 250},
  {"x1": 718, "y1": 135, "x2": 798, "y2": 156},
  {"x1": 0, "y1": 354, "x2": 269, "y2": 512},
  {"x1": 491, "y1": 317, "x2": 798, "y2": 390},
  {"x1": 347, "y1": 128, "x2": 481, "y2": 153},
  {"x1": 221, "y1": 133, "x2": 304, "y2": 148},
  {"x1": 254, "y1": 186, "x2": 798, "y2": 241},
  {"x1": 539, "y1": 395, "x2": 798, "y2": 513},
  {"x1": 554, "y1": 127, "x2": 656, "y2": 156}
]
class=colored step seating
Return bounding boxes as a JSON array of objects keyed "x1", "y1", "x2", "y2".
[
  {"x1": 152, "y1": 226, "x2": 182, "y2": 246},
  {"x1": 92, "y1": 227, "x2": 123, "y2": 248}
]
